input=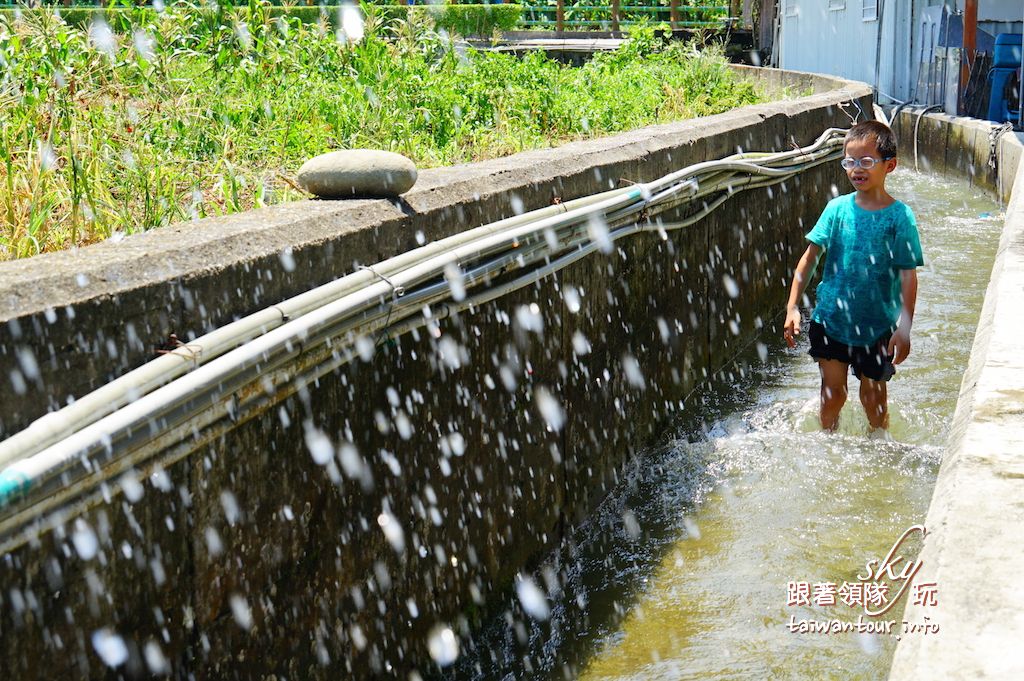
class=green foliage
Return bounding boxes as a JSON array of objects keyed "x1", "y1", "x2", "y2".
[
  {"x1": 0, "y1": 2, "x2": 763, "y2": 258},
  {"x1": 520, "y1": 0, "x2": 729, "y2": 29},
  {"x1": 2, "y1": 5, "x2": 522, "y2": 36},
  {"x1": 409, "y1": 4, "x2": 522, "y2": 37}
]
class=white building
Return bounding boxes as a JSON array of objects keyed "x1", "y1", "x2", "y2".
[{"x1": 775, "y1": 1, "x2": 1024, "y2": 114}]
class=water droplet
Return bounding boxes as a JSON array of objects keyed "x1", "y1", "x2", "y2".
[
  {"x1": 337, "y1": 4, "x2": 365, "y2": 44},
  {"x1": 219, "y1": 490, "x2": 240, "y2": 526},
  {"x1": 587, "y1": 213, "x2": 613, "y2": 253},
  {"x1": 229, "y1": 593, "x2": 253, "y2": 630},
  {"x1": 143, "y1": 640, "x2": 169, "y2": 674},
  {"x1": 515, "y1": 304, "x2": 544, "y2": 334},
  {"x1": 304, "y1": 423, "x2": 334, "y2": 465},
  {"x1": 515, "y1": 574, "x2": 550, "y2": 620},
  {"x1": 444, "y1": 263, "x2": 466, "y2": 302},
  {"x1": 722, "y1": 274, "x2": 740, "y2": 298},
  {"x1": 72, "y1": 519, "x2": 99, "y2": 560},
  {"x1": 119, "y1": 471, "x2": 144, "y2": 503},
  {"x1": 444, "y1": 432, "x2": 466, "y2": 457},
  {"x1": 427, "y1": 625, "x2": 459, "y2": 666},
  {"x1": 377, "y1": 511, "x2": 406, "y2": 553},
  {"x1": 204, "y1": 527, "x2": 223, "y2": 557},
  {"x1": 395, "y1": 411, "x2": 413, "y2": 440},
  {"x1": 132, "y1": 30, "x2": 155, "y2": 61},
  {"x1": 562, "y1": 286, "x2": 581, "y2": 314},
  {"x1": 233, "y1": 21, "x2": 252, "y2": 50},
  {"x1": 37, "y1": 140, "x2": 56, "y2": 171},
  {"x1": 857, "y1": 631, "x2": 881, "y2": 655},
  {"x1": 437, "y1": 336, "x2": 465, "y2": 370},
  {"x1": 355, "y1": 335, "x2": 375, "y2": 362},
  {"x1": 279, "y1": 247, "x2": 296, "y2": 273},
  {"x1": 91, "y1": 628, "x2": 128, "y2": 667},
  {"x1": 622, "y1": 353, "x2": 646, "y2": 389},
  {"x1": 572, "y1": 331, "x2": 591, "y2": 355},
  {"x1": 543, "y1": 227, "x2": 559, "y2": 251},
  {"x1": 337, "y1": 443, "x2": 362, "y2": 475},
  {"x1": 16, "y1": 347, "x2": 39, "y2": 380},
  {"x1": 534, "y1": 387, "x2": 565, "y2": 431},
  {"x1": 683, "y1": 516, "x2": 701, "y2": 540},
  {"x1": 622, "y1": 509, "x2": 641, "y2": 539},
  {"x1": 88, "y1": 20, "x2": 117, "y2": 58}
]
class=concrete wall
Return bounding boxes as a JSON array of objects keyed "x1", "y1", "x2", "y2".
[
  {"x1": 890, "y1": 107, "x2": 1024, "y2": 201},
  {"x1": 0, "y1": 69, "x2": 870, "y2": 679},
  {"x1": 888, "y1": 111, "x2": 1024, "y2": 679}
]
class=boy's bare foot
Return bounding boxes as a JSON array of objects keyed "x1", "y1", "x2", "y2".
[{"x1": 867, "y1": 427, "x2": 892, "y2": 441}]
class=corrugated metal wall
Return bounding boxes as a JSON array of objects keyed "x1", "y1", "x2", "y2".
[{"x1": 778, "y1": 0, "x2": 915, "y2": 103}]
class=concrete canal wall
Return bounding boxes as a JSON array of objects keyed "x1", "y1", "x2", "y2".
[
  {"x1": 0, "y1": 68, "x2": 867, "y2": 678},
  {"x1": 889, "y1": 112, "x2": 1024, "y2": 679},
  {"x1": 890, "y1": 108, "x2": 1024, "y2": 202}
]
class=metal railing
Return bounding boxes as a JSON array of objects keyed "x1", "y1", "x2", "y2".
[
  {"x1": 0, "y1": 0, "x2": 732, "y2": 32},
  {"x1": 520, "y1": 1, "x2": 730, "y2": 31}
]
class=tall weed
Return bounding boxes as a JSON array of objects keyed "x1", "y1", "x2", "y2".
[{"x1": 0, "y1": 5, "x2": 763, "y2": 258}]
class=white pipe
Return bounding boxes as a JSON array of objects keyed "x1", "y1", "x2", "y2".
[
  {"x1": 0, "y1": 129, "x2": 847, "y2": 510},
  {"x1": 0, "y1": 186, "x2": 636, "y2": 467}
]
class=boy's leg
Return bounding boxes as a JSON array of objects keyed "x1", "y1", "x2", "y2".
[
  {"x1": 851, "y1": 331, "x2": 895, "y2": 432},
  {"x1": 818, "y1": 359, "x2": 849, "y2": 431},
  {"x1": 859, "y1": 377, "x2": 889, "y2": 431}
]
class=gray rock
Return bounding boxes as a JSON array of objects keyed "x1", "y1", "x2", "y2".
[{"x1": 297, "y1": 150, "x2": 418, "y2": 199}]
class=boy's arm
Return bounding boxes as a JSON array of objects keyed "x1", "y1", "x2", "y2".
[
  {"x1": 783, "y1": 243, "x2": 822, "y2": 348},
  {"x1": 887, "y1": 269, "x2": 918, "y2": 364}
]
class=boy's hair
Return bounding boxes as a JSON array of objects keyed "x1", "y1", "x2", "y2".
[{"x1": 845, "y1": 120, "x2": 898, "y2": 159}]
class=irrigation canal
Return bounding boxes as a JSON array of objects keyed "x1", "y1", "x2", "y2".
[
  {"x1": 456, "y1": 167, "x2": 1002, "y2": 679},
  {"x1": 0, "y1": 159, "x2": 1003, "y2": 679}
]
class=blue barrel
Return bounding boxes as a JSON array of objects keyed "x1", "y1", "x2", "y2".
[{"x1": 993, "y1": 33, "x2": 1023, "y2": 68}]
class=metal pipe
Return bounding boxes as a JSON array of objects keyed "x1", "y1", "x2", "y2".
[
  {"x1": 962, "y1": 0, "x2": 978, "y2": 113},
  {"x1": 914, "y1": 105, "x2": 944, "y2": 171}
]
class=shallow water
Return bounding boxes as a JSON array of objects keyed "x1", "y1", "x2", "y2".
[{"x1": 459, "y1": 169, "x2": 1003, "y2": 680}]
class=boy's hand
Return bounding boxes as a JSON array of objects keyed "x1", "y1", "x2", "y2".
[
  {"x1": 887, "y1": 327, "x2": 912, "y2": 364},
  {"x1": 783, "y1": 307, "x2": 802, "y2": 348}
]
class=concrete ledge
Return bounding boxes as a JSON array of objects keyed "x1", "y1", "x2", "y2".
[{"x1": 888, "y1": 115, "x2": 1024, "y2": 678}]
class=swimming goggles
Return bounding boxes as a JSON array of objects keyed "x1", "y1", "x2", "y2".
[{"x1": 840, "y1": 156, "x2": 893, "y2": 170}]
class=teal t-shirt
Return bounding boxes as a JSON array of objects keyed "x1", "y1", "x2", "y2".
[{"x1": 806, "y1": 193, "x2": 924, "y2": 347}]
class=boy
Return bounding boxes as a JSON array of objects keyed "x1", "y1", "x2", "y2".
[{"x1": 783, "y1": 120, "x2": 924, "y2": 432}]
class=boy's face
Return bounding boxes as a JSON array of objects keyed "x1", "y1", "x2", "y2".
[{"x1": 843, "y1": 137, "x2": 897, "y2": 194}]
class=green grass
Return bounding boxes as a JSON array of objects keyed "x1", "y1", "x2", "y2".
[{"x1": 0, "y1": 1, "x2": 763, "y2": 259}]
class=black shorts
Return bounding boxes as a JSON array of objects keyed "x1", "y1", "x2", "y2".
[{"x1": 808, "y1": 321, "x2": 896, "y2": 382}]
